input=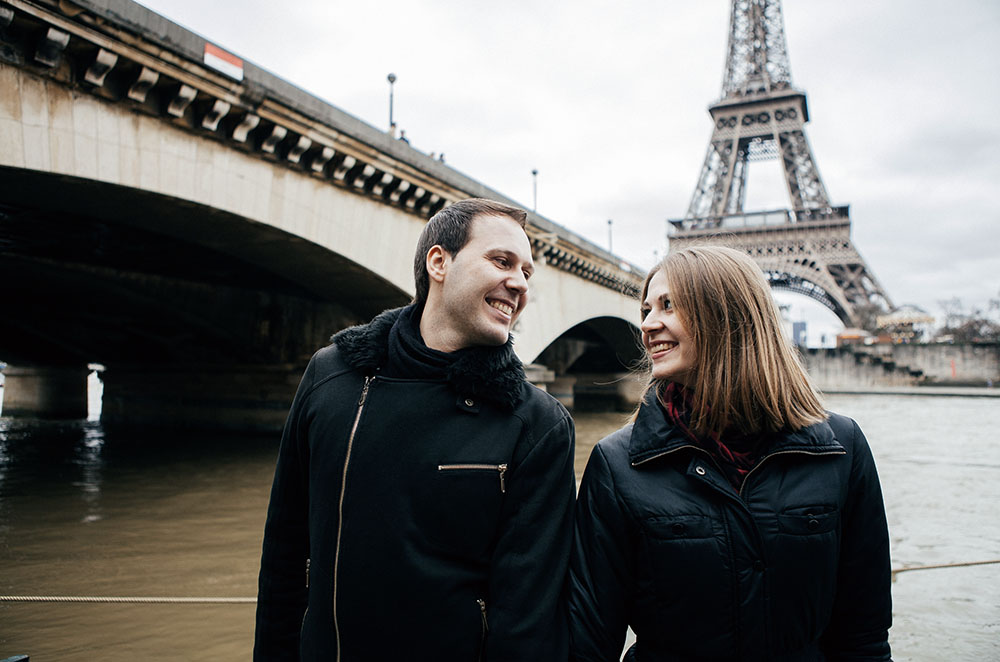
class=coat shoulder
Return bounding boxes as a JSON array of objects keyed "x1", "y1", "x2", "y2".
[
  {"x1": 311, "y1": 343, "x2": 351, "y2": 377},
  {"x1": 515, "y1": 382, "x2": 573, "y2": 436},
  {"x1": 824, "y1": 410, "x2": 864, "y2": 449},
  {"x1": 590, "y1": 423, "x2": 635, "y2": 474},
  {"x1": 296, "y1": 343, "x2": 358, "y2": 398}
]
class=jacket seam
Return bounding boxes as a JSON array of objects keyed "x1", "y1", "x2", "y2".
[
  {"x1": 512, "y1": 401, "x2": 571, "y2": 452},
  {"x1": 597, "y1": 443, "x2": 642, "y2": 525}
]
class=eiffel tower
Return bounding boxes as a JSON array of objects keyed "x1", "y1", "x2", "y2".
[{"x1": 668, "y1": 0, "x2": 892, "y2": 329}]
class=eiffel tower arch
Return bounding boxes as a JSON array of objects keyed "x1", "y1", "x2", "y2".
[{"x1": 668, "y1": 0, "x2": 892, "y2": 329}]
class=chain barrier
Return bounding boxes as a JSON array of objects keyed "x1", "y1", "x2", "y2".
[
  {"x1": 890, "y1": 558, "x2": 1000, "y2": 581},
  {"x1": 2, "y1": 559, "x2": 998, "y2": 603},
  {"x1": 0, "y1": 595, "x2": 255, "y2": 604}
]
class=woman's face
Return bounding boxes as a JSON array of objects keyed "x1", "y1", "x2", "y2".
[{"x1": 640, "y1": 269, "x2": 696, "y2": 386}]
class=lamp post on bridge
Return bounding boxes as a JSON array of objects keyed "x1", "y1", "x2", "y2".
[
  {"x1": 607, "y1": 219, "x2": 613, "y2": 254},
  {"x1": 387, "y1": 73, "x2": 397, "y2": 133},
  {"x1": 531, "y1": 169, "x2": 538, "y2": 211}
]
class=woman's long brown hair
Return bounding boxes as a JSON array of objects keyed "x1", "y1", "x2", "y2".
[{"x1": 633, "y1": 246, "x2": 826, "y2": 437}]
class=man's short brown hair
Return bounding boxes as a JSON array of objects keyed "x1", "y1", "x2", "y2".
[{"x1": 412, "y1": 198, "x2": 528, "y2": 307}]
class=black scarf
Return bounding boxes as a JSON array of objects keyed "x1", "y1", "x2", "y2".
[
  {"x1": 383, "y1": 304, "x2": 460, "y2": 379},
  {"x1": 332, "y1": 305, "x2": 527, "y2": 411}
]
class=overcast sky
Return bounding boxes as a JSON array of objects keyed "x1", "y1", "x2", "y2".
[{"x1": 137, "y1": 0, "x2": 1000, "y2": 337}]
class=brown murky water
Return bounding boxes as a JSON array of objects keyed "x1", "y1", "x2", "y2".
[{"x1": 1, "y1": 398, "x2": 998, "y2": 660}]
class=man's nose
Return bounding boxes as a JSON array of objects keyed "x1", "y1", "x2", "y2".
[{"x1": 506, "y1": 270, "x2": 528, "y2": 294}]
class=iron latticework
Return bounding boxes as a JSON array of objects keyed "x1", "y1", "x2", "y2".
[{"x1": 670, "y1": 0, "x2": 892, "y2": 328}]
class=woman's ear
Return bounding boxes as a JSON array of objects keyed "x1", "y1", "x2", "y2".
[{"x1": 426, "y1": 245, "x2": 448, "y2": 284}]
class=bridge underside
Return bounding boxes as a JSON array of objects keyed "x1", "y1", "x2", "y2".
[
  {"x1": 1, "y1": 167, "x2": 408, "y2": 365},
  {"x1": 0, "y1": 168, "x2": 411, "y2": 427},
  {"x1": 535, "y1": 317, "x2": 644, "y2": 411}
]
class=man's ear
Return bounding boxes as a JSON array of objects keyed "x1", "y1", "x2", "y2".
[{"x1": 426, "y1": 245, "x2": 449, "y2": 285}]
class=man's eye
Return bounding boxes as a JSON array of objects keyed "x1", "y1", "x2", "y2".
[
  {"x1": 522, "y1": 270, "x2": 532, "y2": 280},
  {"x1": 495, "y1": 257, "x2": 509, "y2": 267}
]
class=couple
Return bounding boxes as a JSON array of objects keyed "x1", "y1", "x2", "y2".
[{"x1": 254, "y1": 198, "x2": 892, "y2": 661}]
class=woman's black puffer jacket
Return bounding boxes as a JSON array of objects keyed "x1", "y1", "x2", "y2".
[{"x1": 568, "y1": 392, "x2": 892, "y2": 661}]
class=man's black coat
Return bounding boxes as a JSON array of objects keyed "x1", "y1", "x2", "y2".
[{"x1": 255, "y1": 306, "x2": 576, "y2": 661}]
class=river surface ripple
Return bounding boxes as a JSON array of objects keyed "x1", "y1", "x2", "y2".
[{"x1": 1, "y1": 393, "x2": 997, "y2": 660}]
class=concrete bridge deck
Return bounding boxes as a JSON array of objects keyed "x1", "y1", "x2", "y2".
[{"x1": 0, "y1": 0, "x2": 646, "y2": 428}]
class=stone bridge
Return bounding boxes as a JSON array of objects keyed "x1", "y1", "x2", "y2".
[{"x1": 0, "y1": 0, "x2": 645, "y2": 429}]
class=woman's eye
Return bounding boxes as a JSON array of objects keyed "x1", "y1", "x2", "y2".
[{"x1": 640, "y1": 307, "x2": 650, "y2": 319}]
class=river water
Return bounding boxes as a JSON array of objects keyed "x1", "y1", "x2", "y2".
[{"x1": 0, "y1": 394, "x2": 998, "y2": 660}]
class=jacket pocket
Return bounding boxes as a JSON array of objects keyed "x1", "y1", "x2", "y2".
[
  {"x1": 776, "y1": 504, "x2": 838, "y2": 535},
  {"x1": 639, "y1": 514, "x2": 732, "y2": 642},
  {"x1": 412, "y1": 461, "x2": 507, "y2": 557},
  {"x1": 770, "y1": 504, "x2": 841, "y2": 645},
  {"x1": 438, "y1": 463, "x2": 508, "y2": 493}
]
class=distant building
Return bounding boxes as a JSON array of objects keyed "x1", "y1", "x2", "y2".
[
  {"x1": 837, "y1": 328, "x2": 872, "y2": 347},
  {"x1": 792, "y1": 321, "x2": 807, "y2": 347},
  {"x1": 876, "y1": 305, "x2": 935, "y2": 343}
]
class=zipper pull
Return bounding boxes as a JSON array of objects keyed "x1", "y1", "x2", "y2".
[
  {"x1": 477, "y1": 598, "x2": 489, "y2": 632},
  {"x1": 497, "y1": 464, "x2": 507, "y2": 494},
  {"x1": 358, "y1": 375, "x2": 373, "y2": 406},
  {"x1": 305, "y1": 558, "x2": 310, "y2": 588}
]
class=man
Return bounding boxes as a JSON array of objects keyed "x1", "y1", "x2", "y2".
[{"x1": 254, "y1": 198, "x2": 576, "y2": 661}]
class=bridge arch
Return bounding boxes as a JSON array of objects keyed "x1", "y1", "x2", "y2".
[
  {"x1": 0, "y1": 15, "x2": 643, "y2": 428},
  {"x1": 758, "y1": 256, "x2": 855, "y2": 327},
  {"x1": 532, "y1": 316, "x2": 642, "y2": 374},
  {"x1": 0, "y1": 166, "x2": 413, "y2": 366}
]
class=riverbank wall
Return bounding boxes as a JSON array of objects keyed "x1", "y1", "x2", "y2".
[{"x1": 800, "y1": 342, "x2": 999, "y2": 392}]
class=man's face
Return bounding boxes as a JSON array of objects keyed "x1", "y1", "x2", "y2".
[{"x1": 431, "y1": 214, "x2": 534, "y2": 351}]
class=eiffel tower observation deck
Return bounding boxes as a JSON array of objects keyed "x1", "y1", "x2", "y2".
[{"x1": 669, "y1": 0, "x2": 893, "y2": 329}]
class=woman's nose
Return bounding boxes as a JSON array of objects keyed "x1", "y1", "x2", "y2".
[{"x1": 640, "y1": 313, "x2": 662, "y2": 333}]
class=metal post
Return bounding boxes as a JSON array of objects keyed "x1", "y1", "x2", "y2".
[
  {"x1": 531, "y1": 169, "x2": 538, "y2": 211},
  {"x1": 607, "y1": 219, "x2": 613, "y2": 253},
  {"x1": 387, "y1": 73, "x2": 396, "y2": 131}
]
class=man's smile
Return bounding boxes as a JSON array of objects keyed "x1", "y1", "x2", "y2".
[{"x1": 488, "y1": 298, "x2": 515, "y2": 317}]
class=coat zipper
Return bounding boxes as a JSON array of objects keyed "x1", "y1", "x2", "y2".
[
  {"x1": 333, "y1": 375, "x2": 373, "y2": 662},
  {"x1": 633, "y1": 444, "x2": 845, "y2": 550},
  {"x1": 477, "y1": 598, "x2": 489, "y2": 662},
  {"x1": 632, "y1": 445, "x2": 846, "y2": 498},
  {"x1": 737, "y1": 448, "x2": 846, "y2": 498},
  {"x1": 438, "y1": 463, "x2": 508, "y2": 494},
  {"x1": 630, "y1": 444, "x2": 699, "y2": 467}
]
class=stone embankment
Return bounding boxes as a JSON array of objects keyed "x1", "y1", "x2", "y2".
[{"x1": 800, "y1": 342, "x2": 1000, "y2": 394}]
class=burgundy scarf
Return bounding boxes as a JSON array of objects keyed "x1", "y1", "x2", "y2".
[{"x1": 659, "y1": 382, "x2": 764, "y2": 490}]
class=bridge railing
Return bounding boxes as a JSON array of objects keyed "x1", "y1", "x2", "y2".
[{"x1": 668, "y1": 205, "x2": 851, "y2": 233}]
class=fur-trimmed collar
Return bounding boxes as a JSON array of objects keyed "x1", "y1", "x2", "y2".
[{"x1": 331, "y1": 306, "x2": 526, "y2": 411}]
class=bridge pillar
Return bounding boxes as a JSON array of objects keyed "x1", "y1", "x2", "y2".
[
  {"x1": 100, "y1": 364, "x2": 304, "y2": 432},
  {"x1": 547, "y1": 375, "x2": 578, "y2": 410},
  {"x1": 0, "y1": 365, "x2": 89, "y2": 418}
]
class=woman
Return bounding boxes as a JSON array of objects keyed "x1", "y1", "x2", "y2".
[{"x1": 568, "y1": 246, "x2": 892, "y2": 661}]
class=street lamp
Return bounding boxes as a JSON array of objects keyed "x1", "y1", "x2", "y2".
[
  {"x1": 531, "y1": 169, "x2": 538, "y2": 211},
  {"x1": 607, "y1": 219, "x2": 613, "y2": 253},
  {"x1": 387, "y1": 73, "x2": 397, "y2": 132}
]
